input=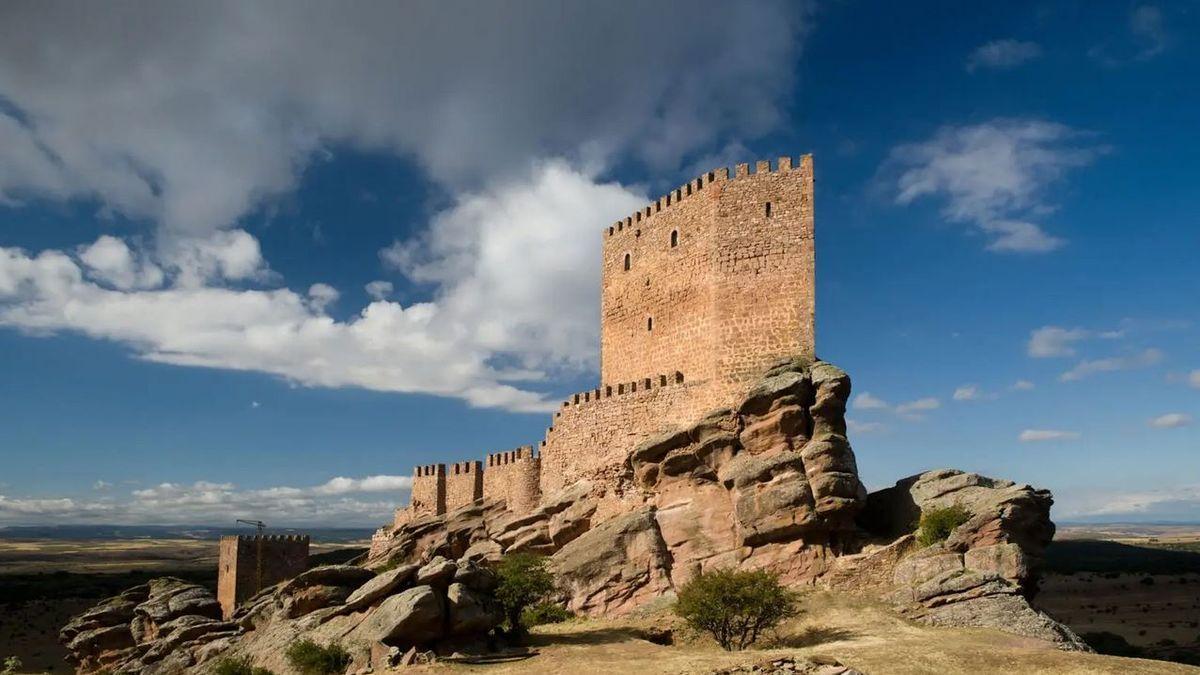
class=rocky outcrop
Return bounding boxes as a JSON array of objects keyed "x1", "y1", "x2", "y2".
[
  {"x1": 61, "y1": 558, "x2": 504, "y2": 674},
  {"x1": 368, "y1": 357, "x2": 867, "y2": 612},
  {"x1": 853, "y1": 469, "x2": 1086, "y2": 651}
]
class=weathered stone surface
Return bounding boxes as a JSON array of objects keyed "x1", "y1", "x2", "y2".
[
  {"x1": 415, "y1": 556, "x2": 458, "y2": 587},
  {"x1": 453, "y1": 558, "x2": 498, "y2": 593},
  {"x1": 342, "y1": 563, "x2": 418, "y2": 611},
  {"x1": 281, "y1": 584, "x2": 352, "y2": 618},
  {"x1": 446, "y1": 582, "x2": 501, "y2": 636},
  {"x1": 280, "y1": 564, "x2": 376, "y2": 594},
  {"x1": 552, "y1": 507, "x2": 673, "y2": 615},
  {"x1": 350, "y1": 585, "x2": 445, "y2": 646}
]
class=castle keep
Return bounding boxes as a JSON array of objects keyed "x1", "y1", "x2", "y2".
[
  {"x1": 217, "y1": 534, "x2": 309, "y2": 618},
  {"x1": 390, "y1": 156, "x2": 815, "y2": 526}
]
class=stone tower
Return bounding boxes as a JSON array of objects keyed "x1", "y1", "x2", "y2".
[{"x1": 217, "y1": 534, "x2": 309, "y2": 619}]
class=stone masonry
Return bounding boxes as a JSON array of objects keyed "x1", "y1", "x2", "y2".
[
  {"x1": 390, "y1": 156, "x2": 816, "y2": 521},
  {"x1": 217, "y1": 534, "x2": 309, "y2": 619}
]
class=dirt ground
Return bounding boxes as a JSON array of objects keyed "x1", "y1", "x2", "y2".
[{"x1": 426, "y1": 592, "x2": 1196, "y2": 675}]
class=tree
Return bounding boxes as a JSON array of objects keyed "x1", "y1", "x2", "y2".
[
  {"x1": 494, "y1": 553, "x2": 555, "y2": 638},
  {"x1": 674, "y1": 568, "x2": 800, "y2": 651}
]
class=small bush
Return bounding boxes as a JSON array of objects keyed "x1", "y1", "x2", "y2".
[
  {"x1": 1082, "y1": 631, "x2": 1144, "y2": 658},
  {"x1": 2, "y1": 656, "x2": 22, "y2": 675},
  {"x1": 521, "y1": 601, "x2": 572, "y2": 627},
  {"x1": 495, "y1": 553, "x2": 556, "y2": 638},
  {"x1": 284, "y1": 639, "x2": 351, "y2": 675},
  {"x1": 674, "y1": 568, "x2": 800, "y2": 651},
  {"x1": 915, "y1": 504, "x2": 972, "y2": 547},
  {"x1": 211, "y1": 655, "x2": 275, "y2": 675}
]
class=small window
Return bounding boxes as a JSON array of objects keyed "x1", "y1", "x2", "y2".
[
  {"x1": 765, "y1": 202, "x2": 772, "y2": 218},
  {"x1": 647, "y1": 317, "x2": 653, "y2": 332},
  {"x1": 670, "y1": 230, "x2": 678, "y2": 247},
  {"x1": 624, "y1": 253, "x2": 631, "y2": 271}
]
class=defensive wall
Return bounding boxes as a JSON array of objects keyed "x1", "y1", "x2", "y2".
[
  {"x1": 390, "y1": 156, "x2": 815, "y2": 522},
  {"x1": 217, "y1": 534, "x2": 309, "y2": 619}
]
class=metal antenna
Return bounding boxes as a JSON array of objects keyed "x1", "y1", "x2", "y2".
[{"x1": 236, "y1": 519, "x2": 267, "y2": 594}]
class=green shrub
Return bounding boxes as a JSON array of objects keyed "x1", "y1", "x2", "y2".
[
  {"x1": 495, "y1": 553, "x2": 556, "y2": 638},
  {"x1": 673, "y1": 568, "x2": 800, "y2": 651},
  {"x1": 521, "y1": 600, "x2": 572, "y2": 627},
  {"x1": 2, "y1": 656, "x2": 22, "y2": 675},
  {"x1": 211, "y1": 655, "x2": 275, "y2": 675},
  {"x1": 915, "y1": 504, "x2": 972, "y2": 547},
  {"x1": 284, "y1": 639, "x2": 351, "y2": 675}
]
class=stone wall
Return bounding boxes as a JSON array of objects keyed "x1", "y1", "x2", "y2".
[
  {"x1": 483, "y1": 447, "x2": 541, "y2": 512},
  {"x1": 445, "y1": 460, "x2": 483, "y2": 512},
  {"x1": 409, "y1": 464, "x2": 445, "y2": 519},
  {"x1": 600, "y1": 156, "x2": 815, "y2": 393},
  {"x1": 537, "y1": 373, "x2": 727, "y2": 494},
  {"x1": 217, "y1": 534, "x2": 309, "y2": 619}
]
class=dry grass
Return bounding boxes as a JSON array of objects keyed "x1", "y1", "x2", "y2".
[{"x1": 420, "y1": 592, "x2": 1196, "y2": 674}]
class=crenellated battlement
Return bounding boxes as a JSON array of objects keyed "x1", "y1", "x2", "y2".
[
  {"x1": 605, "y1": 156, "x2": 807, "y2": 241},
  {"x1": 414, "y1": 463, "x2": 445, "y2": 477},
  {"x1": 449, "y1": 460, "x2": 481, "y2": 475},
  {"x1": 552, "y1": 371, "x2": 686, "y2": 418},
  {"x1": 486, "y1": 445, "x2": 538, "y2": 467},
  {"x1": 232, "y1": 534, "x2": 310, "y2": 543}
]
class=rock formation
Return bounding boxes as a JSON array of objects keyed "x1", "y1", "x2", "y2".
[
  {"x1": 61, "y1": 557, "x2": 502, "y2": 673},
  {"x1": 61, "y1": 357, "x2": 1087, "y2": 670}
]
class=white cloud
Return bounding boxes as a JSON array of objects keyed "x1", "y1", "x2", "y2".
[
  {"x1": 1027, "y1": 326, "x2": 1091, "y2": 358},
  {"x1": 92, "y1": 480, "x2": 112, "y2": 491},
  {"x1": 885, "y1": 119, "x2": 1103, "y2": 254},
  {"x1": 847, "y1": 419, "x2": 884, "y2": 434},
  {"x1": 1012, "y1": 379, "x2": 1035, "y2": 391},
  {"x1": 0, "y1": 2, "x2": 809, "y2": 409},
  {"x1": 953, "y1": 384, "x2": 981, "y2": 401},
  {"x1": 980, "y1": 220, "x2": 1065, "y2": 253},
  {"x1": 966, "y1": 39, "x2": 1043, "y2": 72},
  {"x1": 0, "y1": 2, "x2": 805, "y2": 231},
  {"x1": 1189, "y1": 370, "x2": 1200, "y2": 389},
  {"x1": 895, "y1": 397, "x2": 940, "y2": 416},
  {"x1": 364, "y1": 280, "x2": 393, "y2": 301},
  {"x1": 1149, "y1": 413, "x2": 1192, "y2": 429},
  {"x1": 1059, "y1": 347, "x2": 1164, "y2": 382},
  {"x1": 79, "y1": 236, "x2": 164, "y2": 291},
  {"x1": 1018, "y1": 429, "x2": 1081, "y2": 442},
  {"x1": 0, "y1": 474, "x2": 413, "y2": 526},
  {"x1": 1058, "y1": 483, "x2": 1200, "y2": 519},
  {"x1": 852, "y1": 392, "x2": 890, "y2": 410}
]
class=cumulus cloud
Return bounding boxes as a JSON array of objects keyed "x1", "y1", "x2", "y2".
[
  {"x1": 1190, "y1": 370, "x2": 1200, "y2": 389},
  {"x1": 1059, "y1": 347, "x2": 1163, "y2": 382},
  {"x1": 1018, "y1": 429, "x2": 1081, "y2": 442},
  {"x1": 1012, "y1": 379, "x2": 1035, "y2": 391},
  {"x1": 895, "y1": 397, "x2": 940, "y2": 417},
  {"x1": 966, "y1": 39, "x2": 1042, "y2": 72},
  {"x1": 847, "y1": 420, "x2": 884, "y2": 434},
  {"x1": 1149, "y1": 413, "x2": 1192, "y2": 429},
  {"x1": 852, "y1": 392, "x2": 890, "y2": 410},
  {"x1": 884, "y1": 119, "x2": 1104, "y2": 253},
  {"x1": 364, "y1": 281, "x2": 393, "y2": 301},
  {"x1": 0, "y1": 474, "x2": 412, "y2": 526},
  {"x1": 0, "y1": 1, "x2": 809, "y2": 409}
]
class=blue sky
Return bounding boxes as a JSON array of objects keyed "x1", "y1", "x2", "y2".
[{"x1": 0, "y1": 1, "x2": 1197, "y2": 526}]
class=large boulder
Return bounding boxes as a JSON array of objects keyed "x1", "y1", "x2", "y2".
[
  {"x1": 552, "y1": 507, "x2": 673, "y2": 615},
  {"x1": 349, "y1": 585, "x2": 446, "y2": 647}
]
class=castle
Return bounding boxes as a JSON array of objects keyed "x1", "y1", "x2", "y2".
[
  {"x1": 390, "y1": 156, "x2": 816, "y2": 528},
  {"x1": 217, "y1": 534, "x2": 309, "y2": 619}
]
